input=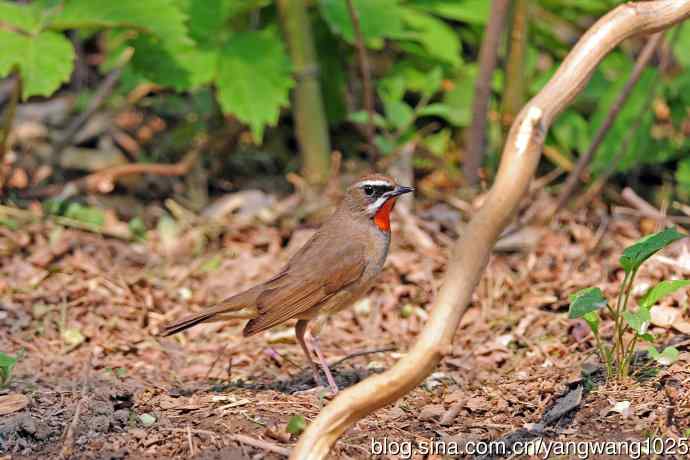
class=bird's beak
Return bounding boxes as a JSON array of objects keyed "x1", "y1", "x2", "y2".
[{"x1": 387, "y1": 185, "x2": 414, "y2": 198}]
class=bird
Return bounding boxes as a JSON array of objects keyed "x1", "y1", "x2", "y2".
[{"x1": 159, "y1": 174, "x2": 413, "y2": 394}]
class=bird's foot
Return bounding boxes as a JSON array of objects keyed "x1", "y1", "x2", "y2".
[{"x1": 307, "y1": 336, "x2": 339, "y2": 395}]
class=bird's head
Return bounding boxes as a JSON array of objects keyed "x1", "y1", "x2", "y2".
[{"x1": 343, "y1": 174, "x2": 414, "y2": 231}]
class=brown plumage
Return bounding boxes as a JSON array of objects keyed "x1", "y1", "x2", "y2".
[{"x1": 159, "y1": 174, "x2": 413, "y2": 393}]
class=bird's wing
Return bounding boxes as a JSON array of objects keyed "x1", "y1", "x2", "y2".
[{"x1": 242, "y1": 236, "x2": 366, "y2": 336}]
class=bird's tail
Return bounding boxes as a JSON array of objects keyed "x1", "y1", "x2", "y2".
[{"x1": 158, "y1": 293, "x2": 258, "y2": 336}]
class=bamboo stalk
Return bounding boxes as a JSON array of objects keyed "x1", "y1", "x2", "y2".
[
  {"x1": 0, "y1": 71, "x2": 21, "y2": 188},
  {"x1": 501, "y1": 0, "x2": 529, "y2": 129},
  {"x1": 277, "y1": 0, "x2": 331, "y2": 184}
]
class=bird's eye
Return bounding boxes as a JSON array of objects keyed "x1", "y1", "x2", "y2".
[{"x1": 363, "y1": 185, "x2": 375, "y2": 196}]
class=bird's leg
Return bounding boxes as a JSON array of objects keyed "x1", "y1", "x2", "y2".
[
  {"x1": 295, "y1": 319, "x2": 326, "y2": 388},
  {"x1": 306, "y1": 331, "x2": 339, "y2": 395}
]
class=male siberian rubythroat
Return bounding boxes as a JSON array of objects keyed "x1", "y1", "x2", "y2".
[{"x1": 159, "y1": 174, "x2": 413, "y2": 394}]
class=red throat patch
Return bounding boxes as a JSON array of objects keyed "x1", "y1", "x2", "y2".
[{"x1": 374, "y1": 197, "x2": 397, "y2": 231}]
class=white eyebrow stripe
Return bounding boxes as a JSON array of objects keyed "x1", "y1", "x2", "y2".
[{"x1": 357, "y1": 180, "x2": 393, "y2": 188}]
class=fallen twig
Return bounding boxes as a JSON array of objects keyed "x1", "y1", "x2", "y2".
[
  {"x1": 231, "y1": 433, "x2": 291, "y2": 456},
  {"x1": 53, "y1": 67, "x2": 124, "y2": 158},
  {"x1": 439, "y1": 397, "x2": 467, "y2": 426},
  {"x1": 327, "y1": 346, "x2": 396, "y2": 369},
  {"x1": 621, "y1": 187, "x2": 686, "y2": 230},
  {"x1": 25, "y1": 139, "x2": 204, "y2": 199},
  {"x1": 60, "y1": 396, "x2": 87, "y2": 459}
]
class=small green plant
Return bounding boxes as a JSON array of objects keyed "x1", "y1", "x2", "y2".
[
  {"x1": 569, "y1": 228, "x2": 688, "y2": 380},
  {"x1": 0, "y1": 352, "x2": 18, "y2": 387},
  {"x1": 286, "y1": 415, "x2": 306, "y2": 435}
]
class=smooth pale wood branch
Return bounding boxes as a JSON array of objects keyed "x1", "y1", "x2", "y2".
[{"x1": 290, "y1": 2, "x2": 690, "y2": 459}]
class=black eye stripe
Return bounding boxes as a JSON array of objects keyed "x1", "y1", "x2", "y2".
[{"x1": 362, "y1": 184, "x2": 394, "y2": 196}]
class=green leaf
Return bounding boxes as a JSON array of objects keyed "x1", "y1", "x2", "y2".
[
  {"x1": 590, "y1": 68, "x2": 657, "y2": 174},
  {"x1": 418, "y1": 103, "x2": 466, "y2": 126},
  {"x1": 375, "y1": 135, "x2": 396, "y2": 155},
  {"x1": 174, "y1": 0, "x2": 237, "y2": 47},
  {"x1": 313, "y1": 18, "x2": 348, "y2": 123},
  {"x1": 216, "y1": 29, "x2": 293, "y2": 142},
  {"x1": 139, "y1": 412, "x2": 157, "y2": 426},
  {"x1": 128, "y1": 217, "x2": 147, "y2": 240},
  {"x1": 0, "y1": 352, "x2": 17, "y2": 386},
  {"x1": 422, "y1": 128, "x2": 451, "y2": 156},
  {"x1": 347, "y1": 111, "x2": 387, "y2": 128},
  {"x1": 673, "y1": 23, "x2": 690, "y2": 67},
  {"x1": 552, "y1": 110, "x2": 590, "y2": 154},
  {"x1": 438, "y1": 64, "x2": 476, "y2": 127},
  {"x1": 398, "y1": 7, "x2": 461, "y2": 68},
  {"x1": 622, "y1": 306, "x2": 651, "y2": 335},
  {"x1": 51, "y1": 0, "x2": 190, "y2": 46},
  {"x1": 648, "y1": 346, "x2": 680, "y2": 366},
  {"x1": 583, "y1": 311, "x2": 600, "y2": 335},
  {"x1": 0, "y1": 30, "x2": 75, "y2": 99},
  {"x1": 318, "y1": 0, "x2": 404, "y2": 49},
  {"x1": 200, "y1": 255, "x2": 222, "y2": 272},
  {"x1": 0, "y1": 1, "x2": 42, "y2": 33},
  {"x1": 619, "y1": 228, "x2": 686, "y2": 273},
  {"x1": 50, "y1": 0, "x2": 191, "y2": 45},
  {"x1": 639, "y1": 280, "x2": 690, "y2": 309},
  {"x1": 676, "y1": 158, "x2": 690, "y2": 188},
  {"x1": 62, "y1": 328, "x2": 85, "y2": 348},
  {"x1": 377, "y1": 74, "x2": 406, "y2": 106},
  {"x1": 639, "y1": 333, "x2": 655, "y2": 343},
  {"x1": 421, "y1": 66, "x2": 443, "y2": 98},
  {"x1": 568, "y1": 287, "x2": 607, "y2": 319},
  {"x1": 130, "y1": 35, "x2": 217, "y2": 90},
  {"x1": 63, "y1": 203, "x2": 105, "y2": 227},
  {"x1": 286, "y1": 415, "x2": 306, "y2": 435},
  {"x1": 383, "y1": 100, "x2": 414, "y2": 130},
  {"x1": 407, "y1": 0, "x2": 489, "y2": 24}
]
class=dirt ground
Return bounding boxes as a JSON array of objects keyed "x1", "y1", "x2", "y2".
[{"x1": 1, "y1": 190, "x2": 689, "y2": 459}]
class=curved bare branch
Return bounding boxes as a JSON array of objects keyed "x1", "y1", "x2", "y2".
[{"x1": 290, "y1": 2, "x2": 690, "y2": 459}]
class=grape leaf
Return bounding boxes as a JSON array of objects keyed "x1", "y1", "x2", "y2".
[
  {"x1": 0, "y1": 30, "x2": 75, "y2": 99},
  {"x1": 0, "y1": 0, "x2": 42, "y2": 33},
  {"x1": 174, "y1": 0, "x2": 239, "y2": 47},
  {"x1": 130, "y1": 35, "x2": 216, "y2": 90},
  {"x1": 50, "y1": 0, "x2": 190, "y2": 46},
  {"x1": 216, "y1": 30, "x2": 293, "y2": 142}
]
